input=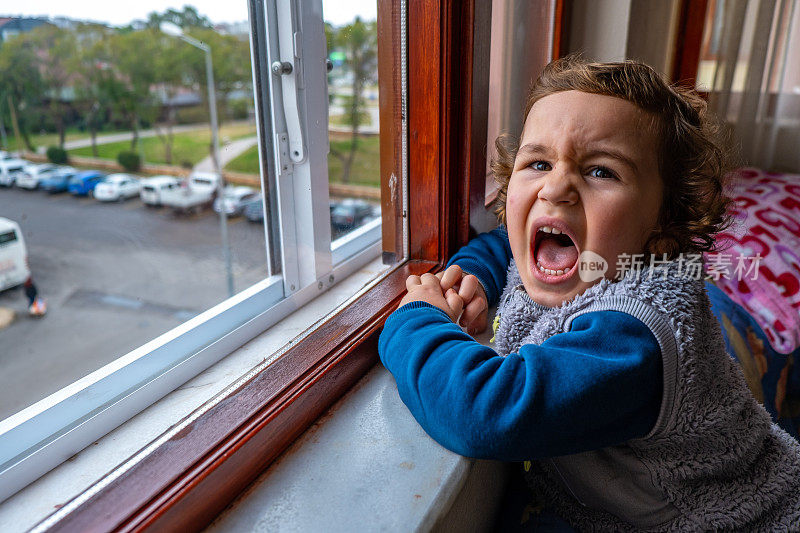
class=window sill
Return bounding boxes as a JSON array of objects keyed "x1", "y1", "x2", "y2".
[
  {"x1": 0, "y1": 257, "x2": 389, "y2": 533},
  {"x1": 206, "y1": 314, "x2": 507, "y2": 532}
]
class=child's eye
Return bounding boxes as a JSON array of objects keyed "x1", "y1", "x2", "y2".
[
  {"x1": 529, "y1": 161, "x2": 551, "y2": 171},
  {"x1": 588, "y1": 166, "x2": 617, "y2": 180}
]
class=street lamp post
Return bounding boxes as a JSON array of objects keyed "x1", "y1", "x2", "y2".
[{"x1": 161, "y1": 23, "x2": 234, "y2": 297}]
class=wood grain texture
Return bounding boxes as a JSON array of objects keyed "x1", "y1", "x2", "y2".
[
  {"x1": 552, "y1": 0, "x2": 571, "y2": 60},
  {"x1": 378, "y1": 0, "x2": 404, "y2": 264},
  {"x1": 671, "y1": 0, "x2": 709, "y2": 87},
  {"x1": 408, "y1": 0, "x2": 443, "y2": 262}
]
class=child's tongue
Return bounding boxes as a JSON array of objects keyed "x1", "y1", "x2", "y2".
[{"x1": 536, "y1": 235, "x2": 578, "y2": 272}]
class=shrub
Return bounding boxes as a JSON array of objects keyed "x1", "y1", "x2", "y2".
[
  {"x1": 46, "y1": 145, "x2": 68, "y2": 164},
  {"x1": 175, "y1": 105, "x2": 208, "y2": 125},
  {"x1": 117, "y1": 150, "x2": 141, "y2": 171},
  {"x1": 229, "y1": 98, "x2": 252, "y2": 120}
]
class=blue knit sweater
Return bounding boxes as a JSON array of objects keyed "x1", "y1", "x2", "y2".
[{"x1": 379, "y1": 226, "x2": 663, "y2": 459}]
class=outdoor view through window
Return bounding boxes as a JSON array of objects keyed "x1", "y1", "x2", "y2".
[{"x1": 0, "y1": 1, "x2": 383, "y2": 421}]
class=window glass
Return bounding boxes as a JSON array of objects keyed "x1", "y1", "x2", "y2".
[
  {"x1": 324, "y1": 7, "x2": 381, "y2": 241},
  {"x1": 0, "y1": 0, "x2": 397, "y2": 428},
  {"x1": 0, "y1": 4, "x2": 261, "y2": 420}
]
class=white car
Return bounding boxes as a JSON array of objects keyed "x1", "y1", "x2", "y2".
[
  {"x1": 213, "y1": 186, "x2": 259, "y2": 216},
  {"x1": 140, "y1": 175, "x2": 180, "y2": 206},
  {"x1": 0, "y1": 159, "x2": 28, "y2": 187},
  {"x1": 0, "y1": 217, "x2": 30, "y2": 291},
  {"x1": 94, "y1": 173, "x2": 141, "y2": 202},
  {"x1": 16, "y1": 163, "x2": 60, "y2": 190}
]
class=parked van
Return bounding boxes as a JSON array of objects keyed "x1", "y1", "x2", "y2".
[
  {"x1": 0, "y1": 159, "x2": 28, "y2": 187},
  {"x1": 0, "y1": 218, "x2": 30, "y2": 292},
  {"x1": 140, "y1": 176, "x2": 180, "y2": 206}
]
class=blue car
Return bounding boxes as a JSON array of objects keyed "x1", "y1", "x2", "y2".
[
  {"x1": 68, "y1": 171, "x2": 106, "y2": 197},
  {"x1": 41, "y1": 168, "x2": 77, "y2": 194}
]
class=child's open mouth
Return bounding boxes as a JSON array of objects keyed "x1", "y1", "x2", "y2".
[{"x1": 532, "y1": 225, "x2": 579, "y2": 278}]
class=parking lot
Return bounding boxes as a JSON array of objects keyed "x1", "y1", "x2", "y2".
[{"x1": 0, "y1": 186, "x2": 270, "y2": 419}]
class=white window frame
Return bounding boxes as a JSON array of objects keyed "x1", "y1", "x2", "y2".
[{"x1": 0, "y1": 0, "x2": 383, "y2": 503}]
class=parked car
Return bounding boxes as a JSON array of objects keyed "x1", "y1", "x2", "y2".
[
  {"x1": 68, "y1": 171, "x2": 106, "y2": 197},
  {"x1": 16, "y1": 163, "x2": 60, "y2": 190},
  {"x1": 94, "y1": 173, "x2": 141, "y2": 202},
  {"x1": 0, "y1": 217, "x2": 30, "y2": 292},
  {"x1": 243, "y1": 195, "x2": 264, "y2": 223},
  {"x1": 140, "y1": 176, "x2": 180, "y2": 206},
  {"x1": 330, "y1": 199, "x2": 373, "y2": 231},
  {"x1": 40, "y1": 167, "x2": 78, "y2": 194},
  {"x1": 0, "y1": 159, "x2": 28, "y2": 187},
  {"x1": 160, "y1": 172, "x2": 221, "y2": 213},
  {"x1": 213, "y1": 186, "x2": 259, "y2": 216}
]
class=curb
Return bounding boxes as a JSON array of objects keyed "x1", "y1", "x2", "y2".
[{"x1": 0, "y1": 307, "x2": 15, "y2": 330}]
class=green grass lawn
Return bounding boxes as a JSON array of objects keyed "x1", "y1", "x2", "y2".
[
  {"x1": 225, "y1": 132, "x2": 380, "y2": 188},
  {"x1": 68, "y1": 122, "x2": 257, "y2": 167},
  {"x1": 225, "y1": 145, "x2": 261, "y2": 174}
]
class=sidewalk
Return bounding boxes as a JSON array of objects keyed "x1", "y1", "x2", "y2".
[
  {"x1": 40, "y1": 120, "x2": 253, "y2": 153},
  {"x1": 0, "y1": 307, "x2": 14, "y2": 331},
  {"x1": 193, "y1": 136, "x2": 259, "y2": 173}
]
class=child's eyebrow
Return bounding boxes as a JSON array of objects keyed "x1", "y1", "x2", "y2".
[
  {"x1": 517, "y1": 143, "x2": 555, "y2": 159},
  {"x1": 584, "y1": 148, "x2": 639, "y2": 173}
]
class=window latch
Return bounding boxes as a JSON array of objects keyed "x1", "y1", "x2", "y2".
[{"x1": 275, "y1": 0, "x2": 306, "y2": 164}]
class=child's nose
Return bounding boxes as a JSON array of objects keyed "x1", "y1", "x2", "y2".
[{"x1": 537, "y1": 168, "x2": 579, "y2": 205}]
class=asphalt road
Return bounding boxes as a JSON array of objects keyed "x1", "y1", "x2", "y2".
[{"x1": 0, "y1": 187, "x2": 269, "y2": 420}]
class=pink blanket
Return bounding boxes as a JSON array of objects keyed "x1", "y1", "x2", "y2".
[{"x1": 705, "y1": 168, "x2": 800, "y2": 354}]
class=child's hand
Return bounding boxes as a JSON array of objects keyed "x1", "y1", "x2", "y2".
[
  {"x1": 399, "y1": 273, "x2": 464, "y2": 322},
  {"x1": 437, "y1": 265, "x2": 488, "y2": 335}
]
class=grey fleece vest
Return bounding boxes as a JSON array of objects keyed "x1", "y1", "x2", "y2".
[{"x1": 494, "y1": 260, "x2": 800, "y2": 532}]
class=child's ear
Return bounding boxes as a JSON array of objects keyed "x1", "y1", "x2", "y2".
[{"x1": 645, "y1": 230, "x2": 680, "y2": 259}]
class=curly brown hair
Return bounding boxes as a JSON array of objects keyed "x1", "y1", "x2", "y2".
[{"x1": 492, "y1": 56, "x2": 733, "y2": 258}]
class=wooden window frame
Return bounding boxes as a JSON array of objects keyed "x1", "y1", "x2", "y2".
[
  {"x1": 671, "y1": 0, "x2": 710, "y2": 88},
  {"x1": 37, "y1": 0, "x2": 489, "y2": 530}
]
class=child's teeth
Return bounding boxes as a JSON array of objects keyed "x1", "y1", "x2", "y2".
[
  {"x1": 538, "y1": 263, "x2": 545, "y2": 272},
  {"x1": 556, "y1": 269, "x2": 564, "y2": 275},
  {"x1": 540, "y1": 226, "x2": 552, "y2": 233},
  {"x1": 550, "y1": 228, "x2": 562, "y2": 234}
]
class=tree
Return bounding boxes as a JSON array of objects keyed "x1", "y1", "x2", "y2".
[
  {"x1": 178, "y1": 28, "x2": 252, "y2": 126},
  {"x1": 143, "y1": 6, "x2": 213, "y2": 30},
  {"x1": 105, "y1": 29, "x2": 164, "y2": 151},
  {"x1": 330, "y1": 17, "x2": 377, "y2": 183},
  {"x1": 69, "y1": 24, "x2": 116, "y2": 156},
  {"x1": 0, "y1": 32, "x2": 46, "y2": 151},
  {"x1": 25, "y1": 25, "x2": 79, "y2": 147}
]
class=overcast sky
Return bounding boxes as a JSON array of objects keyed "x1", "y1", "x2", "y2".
[{"x1": 3, "y1": 1, "x2": 377, "y2": 27}]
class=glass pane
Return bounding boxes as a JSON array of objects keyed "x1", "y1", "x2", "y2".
[
  {"x1": 0, "y1": 4, "x2": 265, "y2": 420},
  {"x1": 323, "y1": 2, "x2": 383, "y2": 252}
]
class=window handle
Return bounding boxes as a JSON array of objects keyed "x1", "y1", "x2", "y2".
[{"x1": 275, "y1": 0, "x2": 305, "y2": 164}]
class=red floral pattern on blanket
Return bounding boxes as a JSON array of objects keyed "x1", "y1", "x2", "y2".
[{"x1": 705, "y1": 168, "x2": 800, "y2": 354}]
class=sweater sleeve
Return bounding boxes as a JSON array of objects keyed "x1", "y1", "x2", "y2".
[
  {"x1": 378, "y1": 303, "x2": 663, "y2": 461},
  {"x1": 446, "y1": 227, "x2": 512, "y2": 306}
]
